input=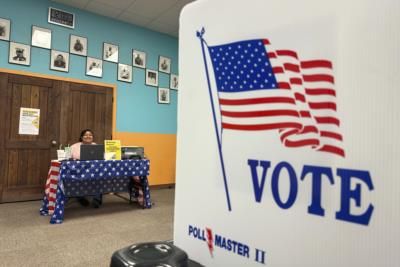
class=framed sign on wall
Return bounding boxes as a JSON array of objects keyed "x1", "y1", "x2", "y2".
[
  {"x1": 48, "y1": 7, "x2": 75, "y2": 29},
  {"x1": 31, "y1": 26, "x2": 52, "y2": 49}
]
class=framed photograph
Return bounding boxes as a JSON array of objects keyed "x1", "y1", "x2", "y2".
[
  {"x1": 48, "y1": 7, "x2": 75, "y2": 29},
  {"x1": 86, "y1": 57, "x2": 103, "y2": 78},
  {"x1": 70, "y1": 34, "x2": 87, "y2": 56},
  {"x1": 118, "y1": 63, "x2": 133, "y2": 83},
  {"x1": 132, "y1": 49, "x2": 146, "y2": 68},
  {"x1": 31, "y1": 26, "x2": 52, "y2": 49},
  {"x1": 170, "y1": 74, "x2": 179, "y2": 90},
  {"x1": 50, "y1": 50, "x2": 69, "y2": 72},
  {"x1": 103, "y1": 42, "x2": 118, "y2": 63},
  {"x1": 159, "y1": 55, "x2": 171, "y2": 74},
  {"x1": 8, "y1": 42, "x2": 31, "y2": 66},
  {"x1": 158, "y1": 87, "x2": 170, "y2": 104},
  {"x1": 0, "y1": 18, "x2": 11, "y2": 41},
  {"x1": 145, "y1": 69, "x2": 158, "y2": 87}
]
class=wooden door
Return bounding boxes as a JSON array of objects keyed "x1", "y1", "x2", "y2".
[
  {"x1": 60, "y1": 82, "x2": 113, "y2": 146},
  {"x1": 0, "y1": 73, "x2": 113, "y2": 203},
  {"x1": 0, "y1": 73, "x2": 60, "y2": 202}
]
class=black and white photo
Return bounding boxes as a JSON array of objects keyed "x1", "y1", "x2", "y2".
[
  {"x1": 118, "y1": 63, "x2": 133, "y2": 83},
  {"x1": 0, "y1": 18, "x2": 11, "y2": 41},
  {"x1": 158, "y1": 55, "x2": 171, "y2": 74},
  {"x1": 70, "y1": 34, "x2": 87, "y2": 56},
  {"x1": 9, "y1": 42, "x2": 30, "y2": 66},
  {"x1": 50, "y1": 50, "x2": 69, "y2": 72},
  {"x1": 31, "y1": 26, "x2": 52, "y2": 49},
  {"x1": 170, "y1": 74, "x2": 179, "y2": 90},
  {"x1": 103, "y1": 42, "x2": 118, "y2": 63},
  {"x1": 146, "y1": 69, "x2": 158, "y2": 87},
  {"x1": 86, "y1": 57, "x2": 103, "y2": 78},
  {"x1": 158, "y1": 87, "x2": 170, "y2": 104},
  {"x1": 132, "y1": 49, "x2": 146, "y2": 68}
]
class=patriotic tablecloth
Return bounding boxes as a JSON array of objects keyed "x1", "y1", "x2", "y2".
[{"x1": 40, "y1": 159, "x2": 151, "y2": 224}]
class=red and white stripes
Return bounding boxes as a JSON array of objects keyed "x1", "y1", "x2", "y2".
[
  {"x1": 44, "y1": 161, "x2": 61, "y2": 215},
  {"x1": 264, "y1": 38, "x2": 344, "y2": 157}
]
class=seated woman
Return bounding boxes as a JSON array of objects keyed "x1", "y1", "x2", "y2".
[{"x1": 70, "y1": 129, "x2": 102, "y2": 208}]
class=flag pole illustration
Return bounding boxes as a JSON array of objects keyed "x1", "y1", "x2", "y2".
[{"x1": 197, "y1": 28, "x2": 232, "y2": 211}]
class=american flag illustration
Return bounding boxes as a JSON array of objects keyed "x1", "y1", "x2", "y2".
[{"x1": 207, "y1": 38, "x2": 345, "y2": 157}]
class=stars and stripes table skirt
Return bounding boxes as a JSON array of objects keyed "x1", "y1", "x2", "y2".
[{"x1": 40, "y1": 159, "x2": 151, "y2": 224}]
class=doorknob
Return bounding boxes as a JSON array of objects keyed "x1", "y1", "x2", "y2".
[{"x1": 51, "y1": 140, "x2": 57, "y2": 146}]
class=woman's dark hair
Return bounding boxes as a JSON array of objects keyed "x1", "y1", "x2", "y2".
[{"x1": 79, "y1": 129, "x2": 94, "y2": 142}]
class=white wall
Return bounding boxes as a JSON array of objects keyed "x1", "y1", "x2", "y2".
[{"x1": 174, "y1": 0, "x2": 400, "y2": 266}]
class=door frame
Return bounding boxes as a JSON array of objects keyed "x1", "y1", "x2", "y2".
[{"x1": 0, "y1": 68, "x2": 117, "y2": 138}]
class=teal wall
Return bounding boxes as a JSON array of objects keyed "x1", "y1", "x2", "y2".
[{"x1": 0, "y1": 0, "x2": 178, "y2": 134}]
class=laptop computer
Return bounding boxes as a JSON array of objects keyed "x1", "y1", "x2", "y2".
[{"x1": 80, "y1": 144, "x2": 104, "y2": 160}]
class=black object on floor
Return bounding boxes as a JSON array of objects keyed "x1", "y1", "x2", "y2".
[
  {"x1": 92, "y1": 198, "x2": 101, "y2": 208},
  {"x1": 110, "y1": 241, "x2": 189, "y2": 267},
  {"x1": 77, "y1": 197, "x2": 90, "y2": 207}
]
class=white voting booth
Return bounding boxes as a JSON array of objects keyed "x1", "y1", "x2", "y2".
[{"x1": 174, "y1": 0, "x2": 400, "y2": 266}]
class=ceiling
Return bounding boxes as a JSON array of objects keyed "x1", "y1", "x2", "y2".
[{"x1": 50, "y1": 0, "x2": 196, "y2": 37}]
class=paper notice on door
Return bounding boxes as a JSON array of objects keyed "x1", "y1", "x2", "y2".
[{"x1": 19, "y1": 107, "x2": 40, "y2": 135}]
